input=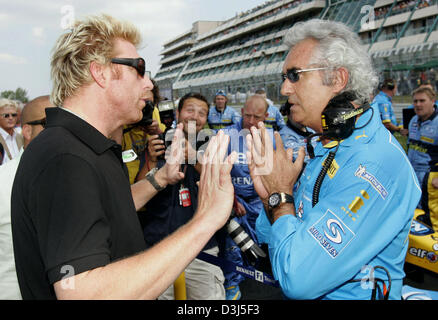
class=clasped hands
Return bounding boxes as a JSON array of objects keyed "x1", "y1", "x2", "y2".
[{"x1": 246, "y1": 122, "x2": 305, "y2": 221}]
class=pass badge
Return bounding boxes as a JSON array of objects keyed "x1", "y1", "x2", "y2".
[
  {"x1": 179, "y1": 186, "x2": 191, "y2": 207},
  {"x1": 122, "y1": 149, "x2": 137, "y2": 163}
]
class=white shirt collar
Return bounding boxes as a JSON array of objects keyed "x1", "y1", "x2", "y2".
[{"x1": 0, "y1": 126, "x2": 16, "y2": 140}]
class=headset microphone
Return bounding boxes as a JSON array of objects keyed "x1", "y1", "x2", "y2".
[
  {"x1": 307, "y1": 91, "x2": 373, "y2": 207},
  {"x1": 320, "y1": 91, "x2": 371, "y2": 141}
]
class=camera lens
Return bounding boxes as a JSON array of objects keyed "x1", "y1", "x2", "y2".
[{"x1": 226, "y1": 218, "x2": 266, "y2": 264}]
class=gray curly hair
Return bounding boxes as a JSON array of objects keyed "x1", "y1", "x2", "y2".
[{"x1": 283, "y1": 19, "x2": 378, "y2": 104}]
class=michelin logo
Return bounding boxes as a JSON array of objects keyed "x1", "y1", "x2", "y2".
[
  {"x1": 308, "y1": 209, "x2": 355, "y2": 259},
  {"x1": 354, "y1": 165, "x2": 388, "y2": 200}
]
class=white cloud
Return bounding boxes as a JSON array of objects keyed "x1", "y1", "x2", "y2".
[
  {"x1": 0, "y1": 53, "x2": 28, "y2": 65},
  {"x1": 0, "y1": 0, "x2": 267, "y2": 98},
  {"x1": 32, "y1": 27, "x2": 45, "y2": 38}
]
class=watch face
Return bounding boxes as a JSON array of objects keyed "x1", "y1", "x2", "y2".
[{"x1": 268, "y1": 193, "x2": 281, "y2": 207}]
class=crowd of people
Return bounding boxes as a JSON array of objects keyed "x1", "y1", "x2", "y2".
[
  {"x1": 0, "y1": 14, "x2": 436, "y2": 301},
  {"x1": 372, "y1": 77, "x2": 438, "y2": 231},
  {"x1": 374, "y1": 0, "x2": 433, "y2": 19}
]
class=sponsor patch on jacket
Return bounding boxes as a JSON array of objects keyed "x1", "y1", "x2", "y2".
[
  {"x1": 354, "y1": 165, "x2": 388, "y2": 200},
  {"x1": 322, "y1": 158, "x2": 339, "y2": 179},
  {"x1": 420, "y1": 136, "x2": 435, "y2": 144},
  {"x1": 307, "y1": 209, "x2": 355, "y2": 259}
]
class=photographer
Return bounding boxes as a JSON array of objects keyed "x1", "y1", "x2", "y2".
[
  {"x1": 120, "y1": 79, "x2": 166, "y2": 185},
  {"x1": 246, "y1": 19, "x2": 421, "y2": 300},
  {"x1": 141, "y1": 92, "x2": 223, "y2": 300}
]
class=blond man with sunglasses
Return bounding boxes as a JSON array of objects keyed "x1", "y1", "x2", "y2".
[
  {"x1": 11, "y1": 14, "x2": 236, "y2": 300},
  {"x1": 0, "y1": 99, "x2": 23, "y2": 165}
]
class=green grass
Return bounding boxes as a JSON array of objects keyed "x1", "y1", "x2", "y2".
[{"x1": 393, "y1": 95, "x2": 413, "y2": 104}]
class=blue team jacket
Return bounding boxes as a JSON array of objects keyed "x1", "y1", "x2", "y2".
[
  {"x1": 264, "y1": 105, "x2": 285, "y2": 131},
  {"x1": 208, "y1": 106, "x2": 241, "y2": 131},
  {"x1": 373, "y1": 91, "x2": 398, "y2": 127},
  {"x1": 256, "y1": 102, "x2": 421, "y2": 299},
  {"x1": 278, "y1": 120, "x2": 316, "y2": 163},
  {"x1": 224, "y1": 120, "x2": 274, "y2": 205},
  {"x1": 408, "y1": 108, "x2": 438, "y2": 185}
]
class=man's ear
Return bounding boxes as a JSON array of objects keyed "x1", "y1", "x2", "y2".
[
  {"x1": 332, "y1": 67, "x2": 349, "y2": 95},
  {"x1": 21, "y1": 124, "x2": 32, "y2": 142},
  {"x1": 89, "y1": 61, "x2": 108, "y2": 88}
]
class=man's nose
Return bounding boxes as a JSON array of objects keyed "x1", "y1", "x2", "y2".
[
  {"x1": 143, "y1": 75, "x2": 154, "y2": 90},
  {"x1": 281, "y1": 78, "x2": 295, "y2": 97},
  {"x1": 248, "y1": 116, "x2": 257, "y2": 125}
]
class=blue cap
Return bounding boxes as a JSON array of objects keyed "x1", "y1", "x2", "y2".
[{"x1": 215, "y1": 90, "x2": 227, "y2": 97}]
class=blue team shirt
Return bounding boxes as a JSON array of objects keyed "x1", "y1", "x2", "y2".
[
  {"x1": 408, "y1": 108, "x2": 438, "y2": 186},
  {"x1": 208, "y1": 106, "x2": 241, "y2": 131},
  {"x1": 279, "y1": 121, "x2": 316, "y2": 163},
  {"x1": 373, "y1": 91, "x2": 398, "y2": 127},
  {"x1": 224, "y1": 120, "x2": 274, "y2": 203},
  {"x1": 256, "y1": 102, "x2": 421, "y2": 299},
  {"x1": 264, "y1": 105, "x2": 285, "y2": 131}
]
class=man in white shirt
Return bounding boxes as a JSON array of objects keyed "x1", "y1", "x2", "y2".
[
  {"x1": 0, "y1": 95, "x2": 54, "y2": 299},
  {"x1": 0, "y1": 99, "x2": 23, "y2": 164}
]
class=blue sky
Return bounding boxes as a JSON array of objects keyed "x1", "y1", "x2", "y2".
[{"x1": 0, "y1": 0, "x2": 268, "y2": 100}]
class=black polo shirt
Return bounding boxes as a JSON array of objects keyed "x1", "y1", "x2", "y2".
[{"x1": 11, "y1": 107, "x2": 146, "y2": 299}]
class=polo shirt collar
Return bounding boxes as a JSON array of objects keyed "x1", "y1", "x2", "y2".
[
  {"x1": 0, "y1": 126, "x2": 16, "y2": 139},
  {"x1": 419, "y1": 106, "x2": 438, "y2": 124},
  {"x1": 45, "y1": 107, "x2": 117, "y2": 154},
  {"x1": 215, "y1": 105, "x2": 227, "y2": 114}
]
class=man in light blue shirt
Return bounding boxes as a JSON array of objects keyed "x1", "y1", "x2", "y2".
[
  {"x1": 247, "y1": 19, "x2": 421, "y2": 300},
  {"x1": 221, "y1": 95, "x2": 272, "y2": 300},
  {"x1": 207, "y1": 90, "x2": 241, "y2": 131},
  {"x1": 407, "y1": 86, "x2": 438, "y2": 187},
  {"x1": 373, "y1": 79, "x2": 407, "y2": 135},
  {"x1": 255, "y1": 89, "x2": 285, "y2": 131}
]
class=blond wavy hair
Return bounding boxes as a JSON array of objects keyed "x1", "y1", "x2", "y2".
[{"x1": 50, "y1": 14, "x2": 142, "y2": 106}]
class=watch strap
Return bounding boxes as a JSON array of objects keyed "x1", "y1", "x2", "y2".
[
  {"x1": 145, "y1": 167, "x2": 165, "y2": 191},
  {"x1": 268, "y1": 192, "x2": 294, "y2": 209},
  {"x1": 279, "y1": 192, "x2": 294, "y2": 204}
]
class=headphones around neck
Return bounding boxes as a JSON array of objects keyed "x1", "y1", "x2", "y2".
[{"x1": 320, "y1": 91, "x2": 371, "y2": 141}]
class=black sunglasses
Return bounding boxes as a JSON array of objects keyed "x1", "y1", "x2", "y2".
[
  {"x1": 111, "y1": 57, "x2": 146, "y2": 77},
  {"x1": 26, "y1": 118, "x2": 46, "y2": 128},
  {"x1": 281, "y1": 67, "x2": 329, "y2": 83},
  {"x1": 1, "y1": 113, "x2": 18, "y2": 119}
]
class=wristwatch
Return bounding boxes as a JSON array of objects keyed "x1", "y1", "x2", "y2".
[
  {"x1": 268, "y1": 192, "x2": 294, "y2": 209},
  {"x1": 145, "y1": 167, "x2": 165, "y2": 191}
]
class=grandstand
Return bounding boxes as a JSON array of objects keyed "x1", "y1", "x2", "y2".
[{"x1": 154, "y1": 0, "x2": 438, "y2": 103}]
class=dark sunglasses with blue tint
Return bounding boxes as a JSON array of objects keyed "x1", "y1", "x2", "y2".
[
  {"x1": 111, "y1": 57, "x2": 146, "y2": 77},
  {"x1": 26, "y1": 118, "x2": 46, "y2": 128},
  {"x1": 281, "y1": 67, "x2": 329, "y2": 83}
]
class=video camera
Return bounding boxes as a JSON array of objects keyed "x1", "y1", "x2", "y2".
[
  {"x1": 137, "y1": 100, "x2": 155, "y2": 127},
  {"x1": 122, "y1": 100, "x2": 155, "y2": 134}
]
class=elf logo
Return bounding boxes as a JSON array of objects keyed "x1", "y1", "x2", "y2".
[{"x1": 409, "y1": 247, "x2": 438, "y2": 263}]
